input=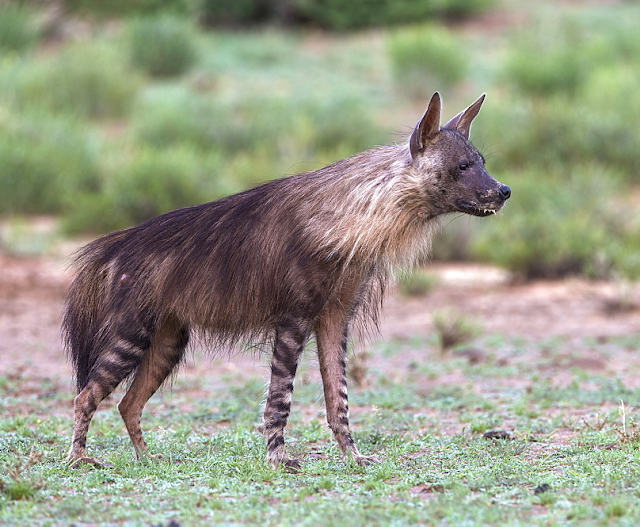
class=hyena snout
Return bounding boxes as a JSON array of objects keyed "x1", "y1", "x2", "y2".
[{"x1": 456, "y1": 177, "x2": 511, "y2": 218}]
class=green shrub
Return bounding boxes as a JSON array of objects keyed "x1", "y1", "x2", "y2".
[
  {"x1": 132, "y1": 84, "x2": 384, "y2": 157},
  {"x1": 433, "y1": 308, "x2": 480, "y2": 353},
  {"x1": 198, "y1": 0, "x2": 497, "y2": 29},
  {"x1": 0, "y1": 3, "x2": 40, "y2": 54},
  {"x1": 433, "y1": 0, "x2": 496, "y2": 19},
  {"x1": 0, "y1": 110, "x2": 100, "y2": 215},
  {"x1": 127, "y1": 16, "x2": 199, "y2": 78},
  {"x1": 9, "y1": 42, "x2": 140, "y2": 119},
  {"x1": 199, "y1": 0, "x2": 268, "y2": 26},
  {"x1": 387, "y1": 25, "x2": 467, "y2": 99},
  {"x1": 287, "y1": 92, "x2": 385, "y2": 155},
  {"x1": 64, "y1": 146, "x2": 224, "y2": 233},
  {"x1": 292, "y1": 0, "x2": 435, "y2": 29},
  {"x1": 131, "y1": 86, "x2": 255, "y2": 152},
  {"x1": 502, "y1": 18, "x2": 592, "y2": 98},
  {"x1": 475, "y1": 81, "x2": 640, "y2": 183},
  {"x1": 63, "y1": 0, "x2": 193, "y2": 17},
  {"x1": 470, "y1": 167, "x2": 640, "y2": 279}
]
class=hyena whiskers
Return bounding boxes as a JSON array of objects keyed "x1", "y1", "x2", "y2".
[{"x1": 64, "y1": 92, "x2": 510, "y2": 469}]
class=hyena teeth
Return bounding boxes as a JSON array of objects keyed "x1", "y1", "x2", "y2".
[{"x1": 63, "y1": 91, "x2": 509, "y2": 469}]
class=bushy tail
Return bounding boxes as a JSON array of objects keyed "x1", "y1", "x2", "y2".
[{"x1": 63, "y1": 232, "x2": 125, "y2": 393}]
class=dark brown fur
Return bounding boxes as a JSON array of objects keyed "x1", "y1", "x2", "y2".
[{"x1": 64, "y1": 92, "x2": 510, "y2": 468}]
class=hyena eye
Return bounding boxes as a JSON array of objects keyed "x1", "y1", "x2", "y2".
[{"x1": 459, "y1": 163, "x2": 469, "y2": 171}]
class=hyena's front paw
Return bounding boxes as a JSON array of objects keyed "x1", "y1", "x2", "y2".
[
  {"x1": 353, "y1": 454, "x2": 380, "y2": 467},
  {"x1": 268, "y1": 451, "x2": 302, "y2": 473},
  {"x1": 270, "y1": 457, "x2": 302, "y2": 473}
]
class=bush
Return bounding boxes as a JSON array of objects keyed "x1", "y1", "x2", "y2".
[
  {"x1": 64, "y1": 146, "x2": 224, "y2": 233},
  {"x1": 131, "y1": 84, "x2": 384, "y2": 158},
  {"x1": 292, "y1": 0, "x2": 435, "y2": 30},
  {"x1": 63, "y1": 0, "x2": 193, "y2": 17},
  {"x1": 475, "y1": 80, "x2": 640, "y2": 183},
  {"x1": 0, "y1": 3, "x2": 40, "y2": 54},
  {"x1": 387, "y1": 25, "x2": 467, "y2": 99},
  {"x1": 131, "y1": 86, "x2": 256, "y2": 152},
  {"x1": 287, "y1": 92, "x2": 385, "y2": 155},
  {"x1": 199, "y1": 0, "x2": 269, "y2": 26},
  {"x1": 9, "y1": 42, "x2": 140, "y2": 119},
  {"x1": 501, "y1": 14, "x2": 619, "y2": 99},
  {"x1": 198, "y1": 0, "x2": 497, "y2": 29},
  {"x1": 0, "y1": 110, "x2": 100, "y2": 215},
  {"x1": 127, "y1": 16, "x2": 199, "y2": 78},
  {"x1": 293, "y1": 0, "x2": 497, "y2": 29}
]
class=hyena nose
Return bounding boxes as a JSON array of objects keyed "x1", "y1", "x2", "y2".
[{"x1": 498, "y1": 185, "x2": 511, "y2": 200}]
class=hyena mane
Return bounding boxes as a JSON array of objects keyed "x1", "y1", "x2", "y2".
[{"x1": 64, "y1": 143, "x2": 437, "y2": 389}]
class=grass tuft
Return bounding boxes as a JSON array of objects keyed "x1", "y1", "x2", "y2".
[
  {"x1": 433, "y1": 309, "x2": 481, "y2": 353},
  {"x1": 387, "y1": 24, "x2": 467, "y2": 99},
  {"x1": 127, "y1": 16, "x2": 199, "y2": 78}
]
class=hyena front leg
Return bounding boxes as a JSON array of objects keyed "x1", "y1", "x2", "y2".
[
  {"x1": 118, "y1": 319, "x2": 189, "y2": 460},
  {"x1": 315, "y1": 307, "x2": 380, "y2": 467},
  {"x1": 67, "y1": 325, "x2": 152, "y2": 467},
  {"x1": 262, "y1": 317, "x2": 310, "y2": 470}
]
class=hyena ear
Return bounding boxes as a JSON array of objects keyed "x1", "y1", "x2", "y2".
[
  {"x1": 409, "y1": 92, "x2": 442, "y2": 159},
  {"x1": 442, "y1": 93, "x2": 486, "y2": 139}
]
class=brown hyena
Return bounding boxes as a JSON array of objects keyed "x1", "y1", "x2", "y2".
[{"x1": 63, "y1": 92, "x2": 510, "y2": 469}]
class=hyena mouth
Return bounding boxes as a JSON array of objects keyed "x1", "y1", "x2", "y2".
[{"x1": 456, "y1": 201, "x2": 501, "y2": 217}]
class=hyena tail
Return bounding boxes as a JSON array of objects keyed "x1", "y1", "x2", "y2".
[{"x1": 63, "y1": 235, "x2": 123, "y2": 393}]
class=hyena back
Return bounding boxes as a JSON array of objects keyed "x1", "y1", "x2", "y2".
[{"x1": 64, "y1": 92, "x2": 510, "y2": 469}]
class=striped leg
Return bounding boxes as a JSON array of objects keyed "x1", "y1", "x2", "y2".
[
  {"x1": 67, "y1": 326, "x2": 152, "y2": 467},
  {"x1": 315, "y1": 306, "x2": 380, "y2": 467},
  {"x1": 263, "y1": 317, "x2": 309, "y2": 470},
  {"x1": 118, "y1": 320, "x2": 189, "y2": 459}
]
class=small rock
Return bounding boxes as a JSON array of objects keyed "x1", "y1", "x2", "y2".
[
  {"x1": 534, "y1": 483, "x2": 551, "y2": 495},
  {"x1": 483, "y1": 430, "x2": 512, "y2": 440}
]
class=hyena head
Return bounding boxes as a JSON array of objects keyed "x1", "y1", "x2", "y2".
[{"x1": 409, "y1": 92, "x2": 511, "y2": 218}]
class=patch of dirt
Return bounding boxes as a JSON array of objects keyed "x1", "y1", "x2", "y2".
[{"x1": 381, "y1": 263, "x2": 640, "y2": 341}]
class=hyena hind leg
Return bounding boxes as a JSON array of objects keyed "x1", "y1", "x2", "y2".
[
  {"x1": 118, "y1": 319, "x2": 189, "y2": 460},
  {"x1": 67, "y1": 330, "x2": 152, "y2": 468}
]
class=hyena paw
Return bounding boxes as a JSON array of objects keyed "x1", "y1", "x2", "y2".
[
  {"x1": 354, "y1": 454, "x2": 381, "y2": 467},
  {"x1": 268, "y1": 453, "x2": 302, "y2": 472},
  {"x1": 67, "y1": 456, "x2": 113, "y2": 469}
]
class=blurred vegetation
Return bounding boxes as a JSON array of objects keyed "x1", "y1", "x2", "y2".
[
  {"x1": 0, "y1": 3, "x2": 41, "y2": 53},
  {"x1": 5, "y1": 41, "x2": 141, "y2": 119},
  {"x1": 127, "y1": 16, "x2": 199, "y2": 77},
  {"x1": 387, "y1": 24, "x2": 467, "y2": 99},
  {"x1": 0, "y1": 1, "x2": 639, "y2": 280},
  {"x1": 62, "y1": 0, "x2": 496, "y2": 27}
]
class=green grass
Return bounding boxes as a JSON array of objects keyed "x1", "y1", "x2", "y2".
[{"x1": 3, "y1": 333, "x2": 640, "y2": 525}]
